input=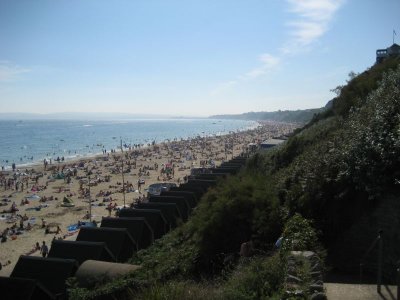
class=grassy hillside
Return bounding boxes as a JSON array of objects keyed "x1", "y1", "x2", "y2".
[
  {"x1": 69, "y1": 57, "x2": 400, "y2": 299},
  {"x1": 264, "y1": 57, "x2": 400, "y2": 276}
]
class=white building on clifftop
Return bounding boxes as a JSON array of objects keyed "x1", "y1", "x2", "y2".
[{"x1": 376, "y1": 43, "x2": 400, "y2": 63}]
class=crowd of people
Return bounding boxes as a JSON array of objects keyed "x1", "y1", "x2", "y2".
[{"x1": 0, "y1": 121, "x2": 299, "y2": 274}]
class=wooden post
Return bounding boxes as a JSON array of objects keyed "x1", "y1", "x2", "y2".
[
  {"x1": 377, "y1": 230, "x2": 383, "y2": 293},
  {"x1": 88, "y1": 173, "x2": 92, "y2": 222},
  {"x1": 120, "y1": 139, "x2": 126, "y2": 208},
  {"x1": 397, "y1": 260, "x2": 400, "y2": 300}
]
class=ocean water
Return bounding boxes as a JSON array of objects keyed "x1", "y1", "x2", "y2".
[{"x1": 0, "y1": 119, "x2": 257, "y2": 170}]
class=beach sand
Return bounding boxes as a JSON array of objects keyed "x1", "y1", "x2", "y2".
[{"x1": 0, "y1": 121, "x2": 298, "y2": 276}]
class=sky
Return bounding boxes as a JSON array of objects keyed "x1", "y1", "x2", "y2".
[{"x1": 0, "y1": 0, "x2": 399, "y2": 117}]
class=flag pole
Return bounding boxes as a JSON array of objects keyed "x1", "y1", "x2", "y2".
[{"x1": 120, "y1": 139, "x2": 126, "y2": 208}]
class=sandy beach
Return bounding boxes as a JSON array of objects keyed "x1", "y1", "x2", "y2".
[{"x1": 0, "y1": 121, "x2": 298, "y2": 276}]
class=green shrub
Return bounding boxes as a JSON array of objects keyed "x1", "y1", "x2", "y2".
[
  {"x1": 67, "y1": 276, "x2": 146, "y2": 300},
  {"x1": 281, "y1": 213, "x2": 320, "y2": 254},
  {"x1": 135, "y1": 281, "x2": 221, "y2": 300},
  {"x1": 221, "y1": 254, "x2": 284, "y2": 300}
]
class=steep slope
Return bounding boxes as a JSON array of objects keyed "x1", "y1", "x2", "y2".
[
  {"x1": 263, "y1": 57, "x2": 400, "y2": 277},
  {"x1": 69, "y1": 58, "x2": 400, "y2": 299}
]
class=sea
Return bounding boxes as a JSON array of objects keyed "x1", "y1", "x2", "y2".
[{"x1": 0, "y1": 118, "x2": 258, "y2": 170}]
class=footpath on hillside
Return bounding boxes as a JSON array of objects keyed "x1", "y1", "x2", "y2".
[{"x1": 325, "y1": 272, "x2": 397, "y2": 300}]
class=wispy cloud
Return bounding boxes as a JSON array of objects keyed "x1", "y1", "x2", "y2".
[
  {"x1": 243, "y1": 53, "x2": 281, "y2": 79},
  {"x1": 0, "y1": 61, "x2": 30, "y2": 82},
  {"x1": 211, "y1": 53, "x2": 280, "y2": 96},
  {"x1": 284, "y1": 0, "x2": 344, "y2": 52},
  {"x1": 211, "y1": 0, "x2": 344, "y2": 95},
  {"x1": 210, "y1": 80, "x2": 238, "y2": 96}
]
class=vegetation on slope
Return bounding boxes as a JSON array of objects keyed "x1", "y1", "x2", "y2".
[
  {"x1": 69, "y1": 57, "x2": 400, "y2": 299},
  {"x1": 264, "y1": 57, "x2": 400, "y2": 275},
  {"x1": 210, "y1": 108, "x2": 323, "y2": 124}
]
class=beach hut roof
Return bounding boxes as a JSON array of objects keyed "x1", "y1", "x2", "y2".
[
  {"x1": 118, "y1": 209, "x2": 167, "y2": 240},
  {"x1": 76, "y1": 227, "x2": 136, "y2": 262},
  {"x1": 148, "y1": 196, "x2": 190, "y2": 221},
  {"x1": 219, "y1": 163, "x2": 243, "y2": 169},
  {"x1": 135, "y1": 202, "x2": 181, "y2": 228},
  {"x1": 170, "y1": 185, "x2": 205, "y2": 199},
  {"x1": 48, "y1": 240, "x2": 115, "y2": 264},
  {"x1": 100, "y1": 217, "x2": 153, "y2": 250},
  {"x1": 207, "y1": 167, "x2": 239, "y2": 175},
  {"x1": 10, "y1": 256, "x2": 78, "y2": 297},
  {"x1": 160, "y1": 190, "x2": 198, "y2": 208},
  {"x1": 0, "y1": 276, "x2": 55, "y2": 300},
  {"x1": 186, "y1": 179, "x2": 217, "y2": 189},
  {"x1": 260, "y1": 138, "x2": 286, "y2": 147}
]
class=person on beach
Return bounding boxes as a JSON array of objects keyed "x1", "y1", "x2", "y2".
[
  {"x1": 40, "y1": 241, "x2": 48, "y2": 257},
  {"x1": 0, "y1": 121, "x2": 298, "y2": 271},
  {"x1": 35, "y1": 242, "x2": 40, "y2": 251},
  {"x1": 107, "y1": 203, "x2": 112, "y2": 216}
]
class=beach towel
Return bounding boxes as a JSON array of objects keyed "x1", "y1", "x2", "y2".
[
  {"x1": 27, "y1": 218, "x2": 36, "y2": 225},
  {"x1": 67, "y1": 224, "x2": 79, "y2": 232},
  {"x1": 67, "y1": 221, "x2": 96, "y2": 232},
  {"x1": 26, "y1": 207, "x2": 39, "y2": 211}
]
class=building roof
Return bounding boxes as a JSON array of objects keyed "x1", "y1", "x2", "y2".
[
  {"x1": 118, "y1": 209, "x2": 167, "y2": 240},
  {"x1": 149, "y1": 195, "x2": 191, "y2": 221},
  {"x1": 161, "y1": 190, "x2": 198, "y2": 208},
  {"x1": 48, "y1": 240, "x2": 116, "y2": 264},
  {"x1": 100, "y1": 217, "x2": 153, "y2": 249},
  {"x1": 76, "y1": 227, "x2": 136, "y2": 262},
  {"x1": 135, "y1": 202, "x2": 181, "y2": 229},
  {"x1": 387, "y1": 43, "x2": 400, "y2": 54},
  {"x1": 11, "y1": 256, "x2": 78, "y2": 297},
  {"x1": 0, "y1": 276, "x2": 55, "y2": 300},
  {"x1": 261, "y1": 138, "x2": 286, "y2": 146}
]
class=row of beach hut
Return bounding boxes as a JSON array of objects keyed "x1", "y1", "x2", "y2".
[{"x1": 0, "y1": 156, "x2": 247, "y2": 299}]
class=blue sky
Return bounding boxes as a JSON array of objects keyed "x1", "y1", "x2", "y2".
[{"x1": 0, "y1": 0, "x2": 399, "y2": 117}]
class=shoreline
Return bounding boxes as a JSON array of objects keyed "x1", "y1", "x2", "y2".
[
  {"x1": 0, "y1": 120, "x2": 299, "y2": 276},
  {"x1": 1, "y1": 119, "x2": 260, "y2": 171}
]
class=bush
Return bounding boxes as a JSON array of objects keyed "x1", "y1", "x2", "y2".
[
  {"x1": 135, "y1": 281, "x2": 221, "y2": 300},
  {"x1": 221, "y1": 254, "x2": 284, "y2": 300},
  {"x1": 281, "y1": 213, "x2": 320, "y2": 254}
]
